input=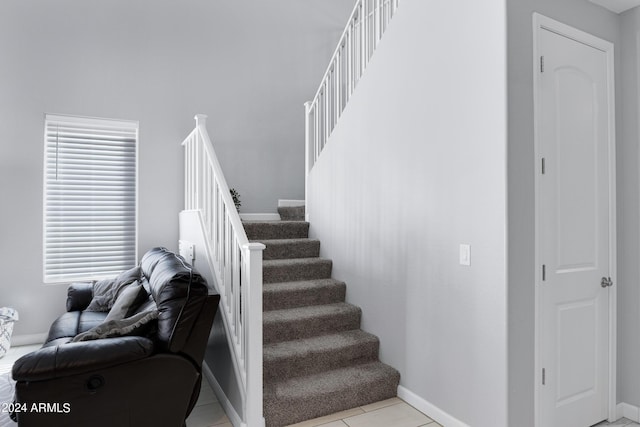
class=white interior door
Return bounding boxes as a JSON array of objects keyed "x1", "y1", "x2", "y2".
[{"x1": 536, "y1": 17, "x2": 615, "y2": 427}]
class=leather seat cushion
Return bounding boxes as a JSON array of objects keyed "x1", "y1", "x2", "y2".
[
  {"x1": 78, "y1": 311, "x2": 109, "y2": 333},
  {"x1": 41, "y1": 337, "x2": 73, "y2": 348},
  {"x1": 45, "y1": 311, "x2": 108, "y2": 343}
]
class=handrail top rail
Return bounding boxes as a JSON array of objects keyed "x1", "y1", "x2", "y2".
[
  {"x1": 309, "y1": 0, "x2": 363, "y2": 106},
  {"x1": 181, "y1": 128, "x2": 197, "y2": 147},
  {"x1": 244, "y1": 242, "x2": 266, "y2": 250}
]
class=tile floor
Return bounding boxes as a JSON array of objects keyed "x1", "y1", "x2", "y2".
[
  {"x1": 4, "y1": 345, "x2": 640, "y2": 427},
  {"x1": 595, "y1": 419, "x2": 640, "y2": 427},
  {"x1": 284, "y1": 397, "x2": 440, "y2": 427},
  {"x1": 187, "y1": 391, "x2": 440, "y2": 427},
  {"x1": 185, "y1": 381, "x2": 232, "y2": 427}
]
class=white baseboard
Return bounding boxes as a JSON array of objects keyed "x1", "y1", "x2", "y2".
[
  {"x1": 277, "y1": 199, "x2": 305, "y2": 207},
  {"x1": 397, "y1": 385, "x2": 470, "y2": 427},
  {"x1": 617, "y1": 402, "x2": 640, "y2": 422},
  {"x1": 202, "y1": 362, "x2": 243, "y2": 427},
  {"x1": 239, "y1": 213, "x2": 281, "y2": 221},
  {"x1": 10, "y1": 333, "x2": 47, "y2": 347}
]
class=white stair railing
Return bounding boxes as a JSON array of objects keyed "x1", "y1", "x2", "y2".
[
  {"x1": 304, "y1": 0, "x2": 400, "y2": 205},
  {"x1": 183, "y1": 114, "x2": 265, "y2": 427}
]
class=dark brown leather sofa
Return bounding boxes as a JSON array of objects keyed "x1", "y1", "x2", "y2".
[{"x1": 11, "y1": 247, "x2": 220, "y2": 427}]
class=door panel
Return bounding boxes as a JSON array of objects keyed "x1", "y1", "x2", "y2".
[
  {"x1": 538, "y1": 26, "x2": 611, "y2": 427},
  {"x1": 554, "y1": 67, "x2": 598, "y2": 272},
  {"x1": 556, "y1": 299, "x2": 598, "y2": 404}
]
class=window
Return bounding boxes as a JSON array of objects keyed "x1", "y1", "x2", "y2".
[{"x1": 43, "y1": 114, "x2": 138, "y2": 283}]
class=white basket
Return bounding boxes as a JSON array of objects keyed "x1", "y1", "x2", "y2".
[{"x1": 0, "y1": 308, "x2": 18, "y2": 358}]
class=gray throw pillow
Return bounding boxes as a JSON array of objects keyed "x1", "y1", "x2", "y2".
[
  {"x1": 71, "y1": 310, "x2": 159, "y2": 343},
  {"x1": 104, "y1": 282, "x2": 148, "y2": 322},
  {"x1": 86, "y1": 266, "x2": 142, "y2": 312},
  {"x1": 85, "y1": 278, "x2": 115, "y2": 312}
]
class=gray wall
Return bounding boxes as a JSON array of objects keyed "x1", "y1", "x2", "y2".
[
  {"x1": 307, "y1": 0, "x2": 508, "y2": 425},
  {"x1": 620, "y1": 6, "x2": 640, "y2": 410},
  {"x1": 0, "y1": 0, "x2": 354, "y2": 338},
  {"x1": 507, "y1": 0, "x2": 622, "y2": 425}
]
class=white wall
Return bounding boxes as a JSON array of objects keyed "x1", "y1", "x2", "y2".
[
  {"x1": 0, "y1": 0, "x2": 354, "y2": 338},
  {"x1": 506, "y1": 1, "x2": 621, "y2": 424},
  {"x1": 307, "y1": 1, "x2": 508, "y2": 425}
]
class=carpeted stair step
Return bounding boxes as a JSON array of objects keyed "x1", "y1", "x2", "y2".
[
  {"x1": 263, "y1": 258, "x2": 332, "y2": 284},
  {"x1": 263, "y1": 279, "x2": 346, "y2": 311},
  {"x1": 258, "y1": 238, "x2": 320, "y2": 260},
  {"x1": 263, "y1": 303, "x2": 361, "y2": 344},
  {"x1": 263, "y1": 330, "x2": 380, "y2": 381},
  {"x1": 243, "y1": 220, "x2": 309, "y2": 240},
  {"x1": 277, "y1": 206, "x2": 305, "y2": 221},
  {"x1": 263, "y1": 362, "x2": 401, "y2": 427}
]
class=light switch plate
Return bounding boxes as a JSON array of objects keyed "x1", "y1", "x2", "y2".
[{"x1": 459, "y1": 244, "x2": 471, "y2": 266}]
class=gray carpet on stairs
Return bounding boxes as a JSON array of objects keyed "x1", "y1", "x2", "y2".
[
  {"x1": 264, "y1": 303, "x2": 362, "y2": 344},
  {"x1": 263, "y1": 279, "x2": 346, "y2": 311},
  {"x1": 264, "y1": 362, "x2": 400, "y2": 427},
  {"x1": 277, "y1": 206, "x2": 305, "y2": 221},
  {"x1": 260, "y1": 238, "x2": 320, "y2": 260},
  {"x1": 263, "y1": 258, "x2": 333, "y2": 283},
  {"x1": 263, "y1": 330, "x2": 380, "y2": 380},
  {"x1": 243, "y1": 218, "x2": 400, "y2": 427},
  {"x1": 244, "y1": 220, "x2": 309, "y2": 240}
]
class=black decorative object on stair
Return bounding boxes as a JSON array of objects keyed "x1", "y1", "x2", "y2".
[
  {"x1": 230, "y1": 188, "x2": 241, "y2": 212},
  {"x1": 244, "y1": 215, "x2": 400, "y2": 427}
]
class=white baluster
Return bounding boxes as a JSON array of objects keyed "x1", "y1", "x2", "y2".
[{"x1": 304, "y1": 101, "x2": 311, "y2": 217}]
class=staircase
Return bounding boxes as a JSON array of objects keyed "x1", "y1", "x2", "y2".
[
  {"x1": 181, "y1": 1, "x2": 401, "y2": 423},
  {"x1": 244, "y1": 207, "x2": 400, "y2": 427}
]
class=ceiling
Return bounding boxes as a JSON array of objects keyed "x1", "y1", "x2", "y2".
[{"x1": 588, "y1": 0, "x2": 640, "y2": 13}]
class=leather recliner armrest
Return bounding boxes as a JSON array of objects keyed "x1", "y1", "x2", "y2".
[
  {"x1": 66, "y1": 282, "x2": 94, "y2": 312},
  {"x1": 12, "y1": 336, "x2": 154, "y2": 382}
]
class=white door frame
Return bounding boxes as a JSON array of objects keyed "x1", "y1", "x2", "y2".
[{"x1": 532, "y1": 13, "x2": 617, "y2": 426}]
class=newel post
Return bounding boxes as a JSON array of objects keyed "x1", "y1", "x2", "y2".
[
  {"x1": 194, "y1": 114, "x2": 207, "y2": 127},
  {"x1": 304, "y1": 102, "x2": 311, "y2": 222},
  {"x1": 192, "y1": 114, "x2": 209, "y2": 211},
  {"x1": 243, "y1": 242, "x2": 266, "y2": 427}
]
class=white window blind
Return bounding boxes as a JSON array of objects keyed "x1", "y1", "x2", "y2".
[{"x1": 43, "y1": 114, "x2": 138, "y2": 283}]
